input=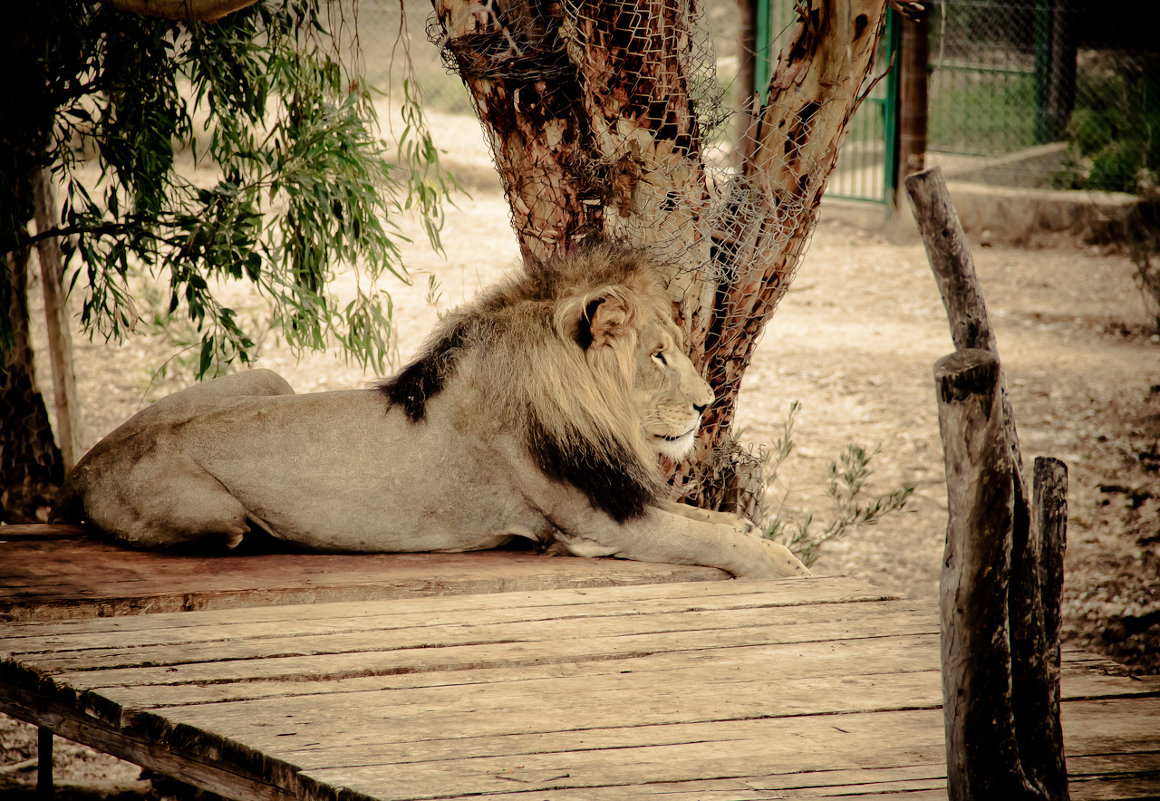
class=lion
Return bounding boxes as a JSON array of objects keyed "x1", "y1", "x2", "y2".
[{"x1": 63, "y1": 244, "x2": 809, "y2": 579}]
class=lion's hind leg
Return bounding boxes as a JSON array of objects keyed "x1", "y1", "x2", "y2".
[
  {"x1": 84, "y1": 456, "x2": 252, "y2": 552},
  {"x1": 125, "y1": 369, "x2": 295, "y2": 429}
]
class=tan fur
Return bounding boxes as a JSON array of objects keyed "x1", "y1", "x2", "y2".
[{"x1": 64, "y1": 245, "x2": 810, "y2": 579}]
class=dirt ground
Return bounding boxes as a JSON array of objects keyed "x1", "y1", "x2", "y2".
[{"x1": 4, "y1": 117, "x2": 1159, "y2": 794}]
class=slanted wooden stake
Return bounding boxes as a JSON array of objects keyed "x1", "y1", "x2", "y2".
[
  {"x1": 906, "y1": 165, "x2": 1022, "y2": 472},
  {"x1": 907, "y1": 166, "x2": 1069, "y2": 801}
]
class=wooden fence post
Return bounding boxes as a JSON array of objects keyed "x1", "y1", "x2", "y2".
[
  {"x1": 907, "y1": 166, "x2": 1069, "y2": 801},
  {"x1": 935, "y1": 349, "x2": 1037, "y2": 800}
]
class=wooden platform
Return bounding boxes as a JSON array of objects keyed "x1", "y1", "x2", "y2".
[
  {"x1": 2, "y1": 568, "x2": 1158, "y2": 801},
  {"x1": 0, "y1": 527, "x2": 728, "y2": 622}
]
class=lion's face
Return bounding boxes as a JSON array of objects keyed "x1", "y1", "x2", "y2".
[{"x1": 632, "y1": 313, "x2": 715, "y2": 461}]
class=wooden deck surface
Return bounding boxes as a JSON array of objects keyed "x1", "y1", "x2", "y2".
[
  {"x1": 2, "y1": 573, "x2": 1158, "y2": 801},
  {"x1": 0, "y1": 527, "x2": 728, "y2": 622}
]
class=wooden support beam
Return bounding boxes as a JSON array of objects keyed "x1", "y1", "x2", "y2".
[
  {"x1": 4, "y1": 686, "x2": 298, "y2": 801},
  {"x1": 37, "y1": 726, "x2": 53, "y2": 800}
]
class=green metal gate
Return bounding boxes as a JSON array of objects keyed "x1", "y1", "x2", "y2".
[{"x1": 756, "y1": 2, "x2": 901, "y2": 207}]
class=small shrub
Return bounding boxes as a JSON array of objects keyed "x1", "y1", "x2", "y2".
[
  {"x1": 754, "y1": 401, "x2": 914, "y2": 569},
  {"x1": 1057, "y1": 66, "x2": 1160, "y2": 195}
]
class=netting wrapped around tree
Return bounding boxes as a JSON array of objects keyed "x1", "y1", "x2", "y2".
[{"x1": 428, "y1": 0, "x2": 893, "y2": 514}]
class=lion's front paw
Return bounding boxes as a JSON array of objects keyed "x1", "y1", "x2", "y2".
[{"x1": 759, "y1": 538, "x2": 811, "y2": 578}]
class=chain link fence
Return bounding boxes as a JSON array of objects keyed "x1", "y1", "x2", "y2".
[
  {"x1": 351, "y1": 0, "x2": 1158, "y2": 200},
  {"x1": 927, "y1": 0, "x2": 1160, "y2": 194}
]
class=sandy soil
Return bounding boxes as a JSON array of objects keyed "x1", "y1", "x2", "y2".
[{"x1": 4, "y1": 111, "x2": 1158, "y2": 795}]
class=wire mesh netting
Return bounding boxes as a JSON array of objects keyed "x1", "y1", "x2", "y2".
[
  {"x1": 359, "y1": 0, "x2": 879, "y2": 283},
  {"x1": 926, "y1": 0, "x2": 1160, "y2": 193}
]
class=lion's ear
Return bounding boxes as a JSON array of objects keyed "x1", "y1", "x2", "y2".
[{"x1": 575, "y1": 292, "x2": 630, "y2": 350}]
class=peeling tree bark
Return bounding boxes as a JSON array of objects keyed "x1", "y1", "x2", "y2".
[
  {"x1": 694, "y1": 0, "x2": 890, "y2": 458},
  {"x1": 432, "y1": 0, "x2": 604, "y2": 270}
]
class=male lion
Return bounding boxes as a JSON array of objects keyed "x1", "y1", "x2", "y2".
[{"x1": 64, "y1": 245, "x2": 809, "y2": 579}]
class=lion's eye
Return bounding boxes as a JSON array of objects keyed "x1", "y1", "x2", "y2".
[{"x1": 653, "y1": 350, "x2": 667, "y2": 366}]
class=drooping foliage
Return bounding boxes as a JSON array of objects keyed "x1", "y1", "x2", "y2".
[{"x1": 1, "y1": 0, "x2": 452, "y2": 375}]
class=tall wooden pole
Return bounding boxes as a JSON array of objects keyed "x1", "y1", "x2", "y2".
[
  {"x1": 31, "y1": 166, "x2": 80, "y2": 470},
  {"x1": 896, "y1": 11, "x2": 928, "y2": 205}
]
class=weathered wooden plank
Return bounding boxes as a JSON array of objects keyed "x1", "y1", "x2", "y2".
[
  {"x1": 24, "y1": 635, "x2": 1130, "y2": 714},
  {"x1": 38, "y1": 627, "x2": 939, "y2": 700},
  {"x1": 427, "y1": 754, "x2": 1160, "y2": 801},
  {"x1": 150, "y1": 674, "x2": 1159, "y2": 774},
  {"x1": 295, "y1": 697, "x2": 1160, "y2": 801},
  {"x1": 75, "y1": 634, "x2": 931, "y2": 711},
  {"x1": 427, "y1": 788, "x2": 952, "y2": 801},
  {"x1": 0, "y1": 573, "x2": 886, "y2": 637},
  {"x1": 297, "y1": 706, "x2": 950, "y2": 801},
  {"x1": 3, "y1": 595, "x2": 925, "y2": 657},
  {"x1": 432, "y1": 788, "x2": 954, "y2": 800},
  {"x1": 426, "y1": 766, "x2": 952, "y2": 801},
  {"x1": 17, "y1": 603, "x2": 936, "y2": 672},
  {"x1": 24, "y1": 657, "x2": 1148, "y2": 780},
  {"x1": 277, "y1": 700, "x2": 944, "y2": 772},
  {"x1": 0, "y1": 539, "x2": 734, "y2": 622},
  {"x1": 1069, "y1": 777, "x2": 1160, "y2": 801},
  {"x1": 266, "y1": 671, "x2": 1156, "y2": 770},
  {"x1": 151, "y1": 667, "x2": 943, "y2": 758},
  {"x1": 78, "y1": 657, "x2": 1155, "y2": 736}
]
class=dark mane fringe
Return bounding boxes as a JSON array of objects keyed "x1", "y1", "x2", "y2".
[
  {"x1": 527, "y1": 411, "x2": 658, "y2": 523},
  {"x1": 378, "y1": 320, "x2": 468, "y2": 422}
]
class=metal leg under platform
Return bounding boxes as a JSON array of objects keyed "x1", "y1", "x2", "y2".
[{"x1": 37, "y1": 726, "x2": 53, "y2": 799}]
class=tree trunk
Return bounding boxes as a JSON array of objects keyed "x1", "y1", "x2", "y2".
[
  {"x1": 735, "y1": 0, "x2": 759, "y2": 166},
  {"x1": 431, "y1": 0, "x2": 893, "y2": 510},
  {"x1": 1, "y1": 9, "x2": 66, "y2": 523},
  {"x1": 2, "y1": 245, "x2": 65, "y2": 524},
  {"x1": 896, "y1": 12, "x2": 928, "y2": 202}
]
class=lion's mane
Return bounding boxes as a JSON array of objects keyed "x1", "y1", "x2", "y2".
[{"x1": 380, "y1": 244, "x2": 675, "y2": 522}]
